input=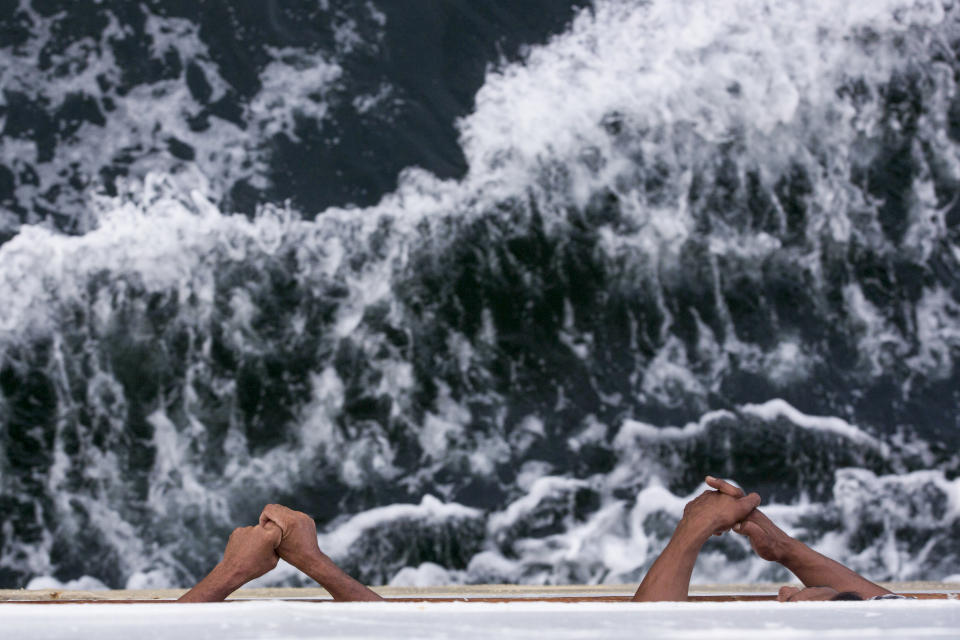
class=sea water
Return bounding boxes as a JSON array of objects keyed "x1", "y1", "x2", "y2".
[{"x1": 1, "y1": 0, "x2": 960, "y2": 591}]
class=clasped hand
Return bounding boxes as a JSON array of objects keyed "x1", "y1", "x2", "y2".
[
  {"x1": 699, "y1": 475, "x2": 791, "y2": 562},
  {"x1": 217, "y1": 505, "x2": 322, "y2": 586},
  {"x1": 679, "y1": 478, "x2": 761, "y2": 542}
]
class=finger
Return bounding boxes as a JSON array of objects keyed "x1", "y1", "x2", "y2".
[
  {"x1": 733, "y1": 492, "x2": 761, "y2": 520},
  {"x1": 259, "y1": 504, "x2": 288, "y2": 535},
  {"x1": 735, "y1": 519, "x2": 763, "y2": 539},
  {"x1": 732, "y1": 509, "x2": 763, "y2": 535},
  {"x1": 705, "y1": 476, "x2": 745, "y2": 498},
  {"x1": 258, "y1": 504, "x2": 276, "y2": 528},
  {"x1": 262, "y1": 521, "x2": 282, "y2": 548},
  {"x1": 744, "y1": 508, "x2": 770, "y2": 525},
  {"x1": 778, "y1": 586, "x2": 799, "y2": 602}
]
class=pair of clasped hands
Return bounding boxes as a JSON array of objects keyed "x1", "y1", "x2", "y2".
[
  {"x1": 216, "y1": 504, "x2": 316, "y2": 586},
  {"x1": 684, "y1": 476, "x2": 799, "y2": 578},
  {"x1": 687, "y1": 475, "x2": 785, "y2": 558},
  {"x1": 178, "y1": 503, "x2": 385, "y2": 602}
]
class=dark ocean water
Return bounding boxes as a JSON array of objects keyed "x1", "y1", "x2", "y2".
[{"x1": 1, "y1": 0, "x2": 959, "y2": 590}]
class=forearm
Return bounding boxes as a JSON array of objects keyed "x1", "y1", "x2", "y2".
[
  {"x1": 778, "y1": 538, "x2": 891, "y2": 598},
  {"x1": 177, "y1": 563, "x2": 245, "y2": 602},
  {"x1": 633, "y1": 521, "x2": 708, "y2": 602},
  {"x1": 295, "y1": 551, "x2": 384, "y2": 602}
]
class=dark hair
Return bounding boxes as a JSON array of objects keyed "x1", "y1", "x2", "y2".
[{"x1": 830, "y1": 591, "x2": 864, "y2": 601}]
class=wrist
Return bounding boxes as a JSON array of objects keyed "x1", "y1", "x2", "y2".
[
  {"x1": 284, "y1": 546, "x2": 327, "y2": 573},
  {"x1": 776, "y1": 536, "x2": 805, "y2": 565},
  {"x1": 674, "y1": 518, "x2": 712, "y2": 548},
  {"x1": 299, "y1": 550, "x2": 344, "y2": 585}
]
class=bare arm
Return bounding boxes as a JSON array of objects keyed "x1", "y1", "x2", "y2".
[
  {"x1": 632, "y1": 519, "x2": 712, "y2": 602},
  {"x1": 178, "y1": 522, "x2": 282, "y2": 602},
  {"x1": 706, "y1": 476, "x2": 891, "y2": 599},
  {"x1": 742, "y1": 510, "x2": 891, "y2": 598},
  {"x1": 633, "y1": 489, "x2": 761, "y2": 602},
  {"x1": 178, "y1": 563, "x2": 245, "y2": 603},
  {"x1": 296, "y1": 551, "x2": 386, "y2": 602},
  {"x1": 259, "y1": 504, "x2": 383, "y2": 602}
]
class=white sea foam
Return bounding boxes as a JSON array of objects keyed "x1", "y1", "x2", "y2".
[
  {"x1": 830, "y1": 469, "x2": 960, "y2": 579},
  {"x1": 456, "y1": 0, "x2": 960, "y2": 390},
  {"x1": 389, "y1": 561, "x2": 460, "y2": 587},
  {"x1": 250, "y1": 48, "x2": 342, "y2": 141},
  {"x1": 907, "y1": 286, "x2": 960, "y2": 381},
  {"x1": 0, "y1": 6, "x2": 257, "y2": 220},
  {"x1": 24, "y1": 575, "x2": 108, "y2": 591},
  {"x1": 640, "y1": 336, "x2": 709, "y2": 411},
  {"x1": 841, "y1": 283, "x2": 909, "y2": 378},
  {"x1": 461, "y1": 0, "x2": 949, "y2": 199},
  {"x1": 419, "y1": 382, "x2": 470, "y2": 462},
  {"x1": 566, "y1": 416, "x2": 607, "y2": 454},
  {"x1": 761, "y1": 341, "x2": 815, "y2": 388},
  {"x1": 0, "y1": 2, "x2": 388, "y2": 224},
  {"x1": 318, "y1": 495, "x2": 481, "y2": 562},
  {"x1": 509, "y1": 501, "x2": 633, "y2": 584},
  {"x1": 487, "y1": 476, "x2": 588, "y2": 536},
  {"x1": 740, "y1": 400, "x2": 885, "y2": 451},
  {"x1": 614, "y1": 410, "x2": 729, "y2": 444}
]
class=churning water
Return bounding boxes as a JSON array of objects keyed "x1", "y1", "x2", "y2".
[{"x1": 1, "y1": 0, "x2": 960, "y2": 590}]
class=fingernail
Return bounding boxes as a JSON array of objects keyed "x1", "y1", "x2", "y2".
[{"x1": 706, "y1": 475, "x2": 716, "y2": 482}]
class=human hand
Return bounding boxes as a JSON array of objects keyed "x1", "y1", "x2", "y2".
[
  {"x1": 733, "y1": 509, "x2": 794, "y2": 563},
  {"x1": 680, "y1": 489, "x2": 761, "y2": 540},
  {"x1": 259, "y1": 504, "x2": 322, "y2": 569},
  {"x1": 777, "y1": 585, "x2": 840, "y2": 602},
  {"x1": 705, "y1": 475, "x2": 745, "y2": 499},
  {"x1": 219, "y1": 522, "x2": 282, "y2": 585},
  {"x1": 704, "y1": 476, "x2": 747, "y2": 535},
  {"x1": 706, "y1": 476, "x2": 792, "y2": 562},
  {"x1": 705, "y1": 475, "x2": 793, "y2": 562},
  {"x1": 259, "y1": 503, "x2": 383, "y2": 602},
  {"x1": 177, "y1": 522, "x2": 281, "y2": 602}
]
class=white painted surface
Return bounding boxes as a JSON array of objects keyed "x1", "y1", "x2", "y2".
[{"x1": 1, "y1": 600, "x2": 958, "y2": 640}]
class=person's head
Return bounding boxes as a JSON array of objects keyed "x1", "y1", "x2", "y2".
[{"x1": 777, "y1": 586, "x2": 864, "y2": 602}]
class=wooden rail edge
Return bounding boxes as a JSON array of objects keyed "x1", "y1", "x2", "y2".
[{"x1": 1, "y1": 593, "x2": 956, "y2": 604}]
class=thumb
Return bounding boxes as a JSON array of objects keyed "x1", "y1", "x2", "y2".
[
  {"x1": 734, "y1": 519, "x2": 764, "y2": 540},
  {"x1": 259, "y1": 505, "x2": 287, "y2": 538},
  {"x1": 262, "y1": 521, "x2": 282, "y2": 548}
]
